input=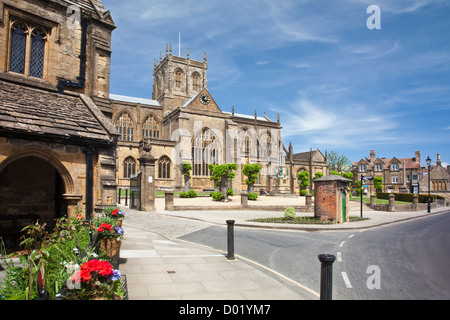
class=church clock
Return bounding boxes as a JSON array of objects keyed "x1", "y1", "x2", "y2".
[{"x1": 200, "y1": 94, "x2": 211, "y2": 105}]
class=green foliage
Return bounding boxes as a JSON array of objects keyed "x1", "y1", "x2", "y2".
[
  {"x1": 284, "y1": 207, "x2": 296, "y2": 219},
  {"x1": 248, "y1": 192, "x2": 258, "y2": 201},
  {"x1": 211, "y1": 191, "x2": 225, "y2": 201},
  {"x1": 300, "y1": 189, "x2": 308, "y2": 196},
  {"x1": 376, "y1": 192, "x2": 444, "y2": 203},
  {"x1": 242, "y1": 164, "x2": 261, "y2": 185},
  {"x1": 209, "y1": 163, "x2": 237, "y2": 184},
  {"x1": 313, "y1": 172, "x2": 324, "y2": 180},
  {"x1": 0, "y1": 215, "x2": 126, "y2": 300},
  {"x1": 297, "y1": 171, "x2": 310, "y2": 195},
  {"x1": 182, "y1": 162, "x2": 193, "y2": 177},
  {"x1": 180, "y1": 190, "x2": 198, "y2": 198},
  {"x1": 226, "y1": 188, "x2": 234, "y2": 196},
  {"x1": 373, "y1": 176, "x2": 383, "y2": 190},
  {"x1": 355, "y1": 180, "x2": 362, "y2": 196}
]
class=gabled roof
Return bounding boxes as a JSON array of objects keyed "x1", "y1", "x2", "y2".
[
  {"x1": 181, "y1": 88, "x2": 221, "y2": 112},
  {"x1": 59, "y1": 0, "x2": 114, "y2": 25},
  {"x1": 0, "y1": 79, "x2": 115, "y2": 145}
]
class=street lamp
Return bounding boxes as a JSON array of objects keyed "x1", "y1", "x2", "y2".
[{"x1": 426, "y1": 156, "x2": 431, "y2": 213}]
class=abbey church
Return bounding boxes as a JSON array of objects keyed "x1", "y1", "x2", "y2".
[{"x1": 0, "y1": 0, "x2": 328, "y2": 244}]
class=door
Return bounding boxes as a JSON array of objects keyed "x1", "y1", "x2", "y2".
[{"x1": 342, "y1": 191, "x2": 346, "y2": 222}]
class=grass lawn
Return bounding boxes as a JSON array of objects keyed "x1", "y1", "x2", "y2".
[
  {"x1": 248, "y1": 216, "x2": 369, "y2": 225},
  {"x1": 350, "y1": 196, "x2": 411, "y2": 205}
]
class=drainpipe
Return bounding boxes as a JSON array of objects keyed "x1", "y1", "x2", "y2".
[
  {"x1": 58, "y1": 18, "x2": 88, "y2": 94},
  {"x1": 84, "y1": 145, "x2": 96, "y2": 220}
]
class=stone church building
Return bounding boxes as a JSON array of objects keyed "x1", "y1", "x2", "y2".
[
  {"x1": 111, "y1": 46, "x2": 292, "y2": 194},
  {"x1": 0, "y1": 0, "x2": 329, "y2": 245}
]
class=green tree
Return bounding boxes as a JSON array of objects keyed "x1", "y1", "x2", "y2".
[
  {"x1": 328, "y1": 151, "x2": 351, "y2": 173},
  {"x1": 374, "y1": 176, "x2": 383, "y2": 192},
  {"x1": 313, "y1": 172, "x2": 324, "y2": 180},
  {"x1": 242, "y1": 164, "x2": 261, "y2": 194},
  {"x1": 181, "y1": 162, "x2": 192, "y2": 192},
  {"x1": 297, "y1": 171, "x2": 310, "y2": 196},
  {"x1": 209, "y1": 163, "x2": 237, "y2": 202}
]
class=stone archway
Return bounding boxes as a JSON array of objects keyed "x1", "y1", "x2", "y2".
[{"x1": 0, "y1": 149, "x2": 79, "y2": 246}]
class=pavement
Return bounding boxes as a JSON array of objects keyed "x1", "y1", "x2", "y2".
[{"x1": 117, "y1": 196, "x2": 450, "y2": 300}]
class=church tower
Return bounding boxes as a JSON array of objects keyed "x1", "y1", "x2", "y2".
[{"x1": 152, "y1": 44, "x2": 208, "y2": 114}]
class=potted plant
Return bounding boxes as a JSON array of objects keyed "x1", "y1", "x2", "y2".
[
  {"x1": 103, "y1": 207, "x2": 125, "y2": 227},
  {"x1": 95, "y1": 222, "x2": 124, "y2": 259}
]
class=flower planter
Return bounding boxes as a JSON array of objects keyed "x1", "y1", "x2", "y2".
[{"x1": 99, "y1": 238, "x2": 122, "y2": 258}]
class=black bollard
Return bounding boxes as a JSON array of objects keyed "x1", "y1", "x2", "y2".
[
  {"x1": 125, "y1": 189, "x2": 128, "y2": 206},
  {"x1": 118, "y1": 188, "x2": 121, "y2": 204},
  {"x1": 318, "y1": 254, "x2": 336, "y2": 300},
  {"x1": 226, "y1": 220, "x2": 235, "y2": 260}
]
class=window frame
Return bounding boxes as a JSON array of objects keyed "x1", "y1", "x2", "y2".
[{"x1": 8, "y1": 19, "x2": 49, "y2": 79}]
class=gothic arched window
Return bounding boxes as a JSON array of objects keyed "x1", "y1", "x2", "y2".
[
  {"x1": 116, "y1": 112, "x2": 134, "y2": 141},
  {"x1": 175, "y1": 68, "x2": 183, "y2": 90},
  {"x1": 9, "y1": 21, "x2": 48, "y2": 78},
  {"x1": 158, "y1": 156, "x2": 171, "y2": 179},
  {"x1": 192, "y1": 128, "x2": 220, "y2": 176},
  {"x1": 30, "y1": 29, "x2": 46, "y2": 78},
  {"x1": 9, "y1": 23, "x2": 27, "y2": 74},
  {"x1": 191, "y1": 72, "x2": 201, "y2": 92},
  {"x1": 123, "y1": 157, "x2": 136, "y2": 179},
  {"x1": 142, "y1": 114, "x2": 160, "y2": 139}
]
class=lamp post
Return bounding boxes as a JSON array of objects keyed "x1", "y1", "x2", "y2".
[{"x1": 426, "y1": 156, "x2": 431, "y2": 213}]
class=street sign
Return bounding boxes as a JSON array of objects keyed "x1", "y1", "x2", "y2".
[{"x1": 363, "y1": 176, "x2": 374, "y2": 181}]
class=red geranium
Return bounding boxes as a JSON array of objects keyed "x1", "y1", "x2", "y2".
[
  {"x1": 97, "y1": 223, "x2": 113, "y2": 233},
  {"x1": 77, "y1": 259, "x2": 114, "y2": 283}
]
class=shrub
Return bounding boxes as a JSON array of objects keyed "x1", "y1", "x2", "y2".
[
  {"x1": 180, "y1": 190, "x2": 198, "y2": 198},
  {"x1": 248, "y1": 192, "x2": 258, "y2": 201},
  {"x1": 284, "y1": 207, "x2": 296, "y2": 220},
  {"x1": 188, "y1": 190, "x2": 198, "y2": 198},
  {"x1": 211, "y1": 191, "x2": 225, "y2": 201},
  {"x1": 226, "y1": 188, "x2": 234, "y2": 196},
  {"x1": 300, "y1": 189, "x2": 308, "y2": 196}
]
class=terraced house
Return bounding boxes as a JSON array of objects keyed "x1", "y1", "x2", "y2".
[
  {"x1": 352, "y1": 150, "x2": 422, "y2": 194},
  {"x1": 0, "y1": 0, "x2": 117, "y2": 245}
]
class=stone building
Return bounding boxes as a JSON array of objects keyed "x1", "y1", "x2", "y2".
[
  {"x1": 111, "y1": 47, "x2": 297, "y2": 194},
  {"x1": 0, "y1": 0, "x2": 118, "y2": 243},
  {"x1": 285, "y1": 148, "x2": 329, "y2": 194},
  {"x1": 418, "y1": 154, "x2": 450, "y2": 200},
  {"x1": 352, "y1": 150, "x2": 422, "y2": 194}
]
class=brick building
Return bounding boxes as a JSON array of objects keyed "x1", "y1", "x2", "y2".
[{"x1": 0, "y1": 0, "x2": 118, "y2": 243}]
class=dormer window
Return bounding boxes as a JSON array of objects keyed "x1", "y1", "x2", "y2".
[
  {"x1": 375, "y1": 163, "x2": 383, "y2": 171},
  {"x1": 9, "y1": 20, "x2": 49, "y2": 79},
  {"x1": 359, "y1": 164, "x2": 366, "y2": 172},
  {"x1": 392, "y1": 163, "x2": 399, "y2": 171}
]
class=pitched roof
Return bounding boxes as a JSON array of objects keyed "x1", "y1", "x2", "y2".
[
  {"x1": 59, "y1": 0, "x2": 114, "y2": 25},
  {"x1": 0, "y1": 79, "x2": 114, "y2": 144}
]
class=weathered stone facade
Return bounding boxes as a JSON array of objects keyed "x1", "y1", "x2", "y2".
[{"x1": 0, "y1": 0, "x2": 118, "y2": 243}]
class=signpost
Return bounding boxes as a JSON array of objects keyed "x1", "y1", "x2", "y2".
[{"x1": 360, "y1": 176, "x2": 373, "y2": 218}]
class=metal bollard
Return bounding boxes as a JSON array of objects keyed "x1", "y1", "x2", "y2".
[
  {"x1": 318, "y1": 254, "x2": 336, "y2": 300},
  {"x1": 226, "y1": 220, "x2": 235, "y2": 260},
  {"x1": 125, "y1": 189, "x2": 128, "y2": 206},
  {"x1": 118, "y1": 188, "x2": 121, "y2": 204}
]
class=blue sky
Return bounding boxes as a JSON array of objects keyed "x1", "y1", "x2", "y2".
[{"x1": 102, "y1": 0, "x2": 450, "y2": 166}]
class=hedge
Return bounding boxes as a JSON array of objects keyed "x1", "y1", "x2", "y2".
[{"x1": 376, "y1": 192, "x2": 445, "y2": 203}]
